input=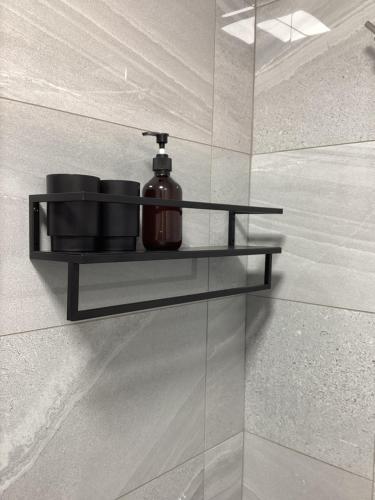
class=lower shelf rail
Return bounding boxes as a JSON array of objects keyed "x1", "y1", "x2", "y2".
[{"x1": 66, "y1": 254, "x2": 274, "y2": 320}]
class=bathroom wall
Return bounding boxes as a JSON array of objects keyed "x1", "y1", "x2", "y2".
[
  {"x1": 244, "y1": 1, "x2": 375, "y2": 499},
  {"x1": 0, "y1": 1, "x2": 255, "y2": 499}
]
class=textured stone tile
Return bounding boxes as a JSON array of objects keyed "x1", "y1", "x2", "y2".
[
  {"x1": 206, "y1": 297, "x2": 245, "y2": 449},
  {"x1": 0, "y1": 303, "x2": 206, "y2": 499},
  {"x1": 0, "y1": 99, "x2": 211, "y2": 335},
  {"x1": 209, "y1": 147, "x2": 250, "y2": 291},
  {"x1": 204, "y1": 433, "x2": 243, "y2": 500},
  {"x1": 245, "y1": 296, "x2": 375, "y2": 478},
  {"x1": 253, "y1": 0, "x2": 375, "y2": 152},
  {"x1": 243, "y1": 433, "x2": 372, "y2": 500},
  {"x1": 0, "y1": 0, "x2": 216, "y2": 144},
  {"x1": 119, "y1": 455, "x2": 204, "y2": 500},
  {"x1": 248, "y1": 142, "x2": 375, "y2": 313},
  {"x1": 213, "y1": 0, "x2": 255, "y2": 153}
]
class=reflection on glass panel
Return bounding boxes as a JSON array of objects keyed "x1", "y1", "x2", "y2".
[
  {"x1": 222, "y1": 17, "x2": 255, "y2": 45},
  {"x1": 258, "y1": 10, "x2": 330, "y2": 43}
]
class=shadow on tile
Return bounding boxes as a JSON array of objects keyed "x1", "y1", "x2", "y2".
[
  {"x1": 364, "y1": 45, "x2": 375, "y2": 73},
  {"x1": 246, "y1": 272, "x2": 283, "y2": 338}
]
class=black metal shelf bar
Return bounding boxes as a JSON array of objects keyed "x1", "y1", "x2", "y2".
[
  {"x1": 66, "y1": 256, "x2": 273, "y2": 321},
  {"x1": 29, "y1": 192, "x2": 283, "y2": 215},
  {"x1": 29, "y1": 192, "x2": 282, "y2": 321},
  {"x1": 30, "y1": 245, "x2": 281, "y2": 264}
]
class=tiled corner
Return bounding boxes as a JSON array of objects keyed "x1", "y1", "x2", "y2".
[
  {"x1": 0, "y1": 0, "x2": 216, "y2": 144},
  {"x1": 245, "y1": 296, "x2": 375, "y2": 479},
  {"x1": 119, "y1": 455, "x2": 204, "y2": 500},
  {"x1": 0, "y1": 303, "x2": 206, "y2": 499},
  {"x1": 248, "y1": 141, "x2": 375, "y2": 313},
  {"x1": 0, "y1": 98, "x2": 212, "y2": 335},
  {"x1": 209, "y1": 147, "x2": 250, "y2": 291},
  {"x1": 213, "y1": 0, "x2": 255, "y2": 153},
  {"x1": 204, "y1": 433, "x2": 243, "y2": 500},
  {"x1": 205, "y1": 296, "x2": 245, "y2": 449},
  {"x1": 253, "y1": 0, "x2": 375, "y2": 152},
  {"x1": 243, "y1": 433, "x2": 373, "y2": 500}
]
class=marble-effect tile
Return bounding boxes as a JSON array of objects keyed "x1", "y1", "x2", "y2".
[
  {"x1": 0, "y1": 0, "x2": 216, "y2": 144},
  {"x1": 0, "y1": 99, "x2": 212, "y2": 335},
  {"x1": 204, "y1": 433, "x2": 243, "y2": 500},
  {"x1": 119, "y1": 455, "x2": 204, "y2": 500},
  {"x1": 213, "y1": 0, "x2": 255, "y2": 153},
  {"x1": 248, "y1": 141, "x2": 375, "y2": 313},
  {"x1": 243, "y1": 433, "x2": 372, "y2": 500},
  {"x1": 0, "y1": 303, "x2": 206, "y2": 499},
  {"x1": 205, "y1": 297, "x2": 245, "y2": 449},
  {"x1": 253, "y1": 0, "x2": 375, "y2": 152},
  {"x1": 245, "y1": 296, "x2": 375, "y2": 479}
]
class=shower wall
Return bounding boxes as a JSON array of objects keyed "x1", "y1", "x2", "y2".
[
  {"x1": 244, "y1": 1, "x2": 375, "y2": 499},
  {"x1": 0, "y1": 1, "x2": 254, "y2": 499}
]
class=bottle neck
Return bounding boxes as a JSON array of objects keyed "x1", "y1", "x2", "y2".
[{"x1": 155, "y1": 170, "x2": 170, "y2": 177}]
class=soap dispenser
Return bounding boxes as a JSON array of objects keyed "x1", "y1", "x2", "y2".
[{"x1": 142, "y1": 131, "x2": 182, "y2": 250}]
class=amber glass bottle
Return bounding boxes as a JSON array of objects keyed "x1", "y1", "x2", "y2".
[{"x1": 142, "y1": 131, "x2": 182, "y2": 250}]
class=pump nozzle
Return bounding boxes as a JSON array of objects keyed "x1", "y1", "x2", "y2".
[
  {"x1": 142, "y1": 131, "x2": 172, "y2": 172},
  {"x1": 142, "y1": 131, "x2": 169, "y2": 149}
]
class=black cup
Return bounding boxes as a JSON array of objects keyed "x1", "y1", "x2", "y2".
[
  {"x1": 47, "y1": 174, "x2": 100, "y2": 252},
  {"x1": 100, "y1": 180, "x2": 140, "y2": 251}
]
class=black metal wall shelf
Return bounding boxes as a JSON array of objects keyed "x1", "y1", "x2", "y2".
[{"x1": 30, "y1": 192, "x2": 283, "y2": 321}]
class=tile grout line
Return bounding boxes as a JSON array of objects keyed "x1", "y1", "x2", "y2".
[
  {"x1": 0, "y1": 300, "x2": 212, "y2": 339},
  {"x1": 245, "y1": 430, "x2": 373, "y2": 483},
  {"x1": 203, "y1": 2, "x2": 217, "y2": 496},
  {"x1": 371, "y1": 435, "x2": 375, "y2": 500},
  {"x1": 242, "y1": 3, "x2": 259, "y2": 496},
  {"x1": 113, "y1": 431, "x2": 243, "y2": 500},
  {"x1": 250, "y1": 292, "x2": 375, "y2": 317},
  {"x1": 4, "y1": 289, "x2": 375, "y2": 340},
  {"x1": 253, "y1": 137, "x2": 375, "y2": 157},
  {"x1": 0, "y1": 96, "x2": 251, "y2": 158}
]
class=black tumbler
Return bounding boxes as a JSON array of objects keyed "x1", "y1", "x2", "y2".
[
  {"x1": 47, "y1": 174, "x2": 100, "y2": 252},
  {"x1": 100, "y1": 180, "x2": 140, "y2": 251}
]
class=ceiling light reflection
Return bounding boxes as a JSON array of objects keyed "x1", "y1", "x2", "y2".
[
  {"x1": 257, "y1": 10, "x2": 330, "y2": 42},
  {"x1": 222, "y1": 17, "x2": 255, "y2": 45}
]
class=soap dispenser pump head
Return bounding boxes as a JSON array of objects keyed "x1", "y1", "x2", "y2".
[
  {"x1": 142, "y1": 131, "x2": 169, "y2": 150},
  {"x1": 142, "y1": 130, "x2": 172, "y2": 173}
]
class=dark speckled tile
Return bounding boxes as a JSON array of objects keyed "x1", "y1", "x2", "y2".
[
  {"x1": 245, "y1": 296, "x2": 375, "y2": 479},
  {"x1": 243, "y1": 433, "x2": 372, "y2": 500},
  {"x1": 253, "y1": 0, "x2": 375, "y2": 152}
]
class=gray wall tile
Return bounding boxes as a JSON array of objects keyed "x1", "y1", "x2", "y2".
[
  {"x1": 243, "y1": 432, "x2": 372, "y2": 500},
  {"x1": 209, "y1": 147, "x2": 250, "y2": 291},
  {"x1": 213, "y1": 0, "x2": 255, "y2": 153},
  {"x1": 253, "y1": 0, "x2": 375, "y2": 153},
  {"x1": 204, "y1": 433, "x2": 243, "y2": 500},
  {"x1": 0, "y1": 0, "x2": 216, "y2": 144},
  {"x1": 205, "y1": 297, "x2": 245, "y2": 449},
  {"x1": 119, "y1": 455, "x2": 204, "y2": 500},
  {"x1": 0, "y1": 303, "x2": 206, "y2": 499},
  {"x1": 248, "y1": 141, "x2": 375, "y2": 313},
  {"x1": 245, "y1": 296, "x2": 375, "y2": 479},
  {"x1": 0, "y1": 99, "x2": 212, "y2": 335}
]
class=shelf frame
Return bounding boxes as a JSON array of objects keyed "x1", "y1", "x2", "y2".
[{"x1": 29, "y1": 192, "x2": 283, "y2": 321}]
